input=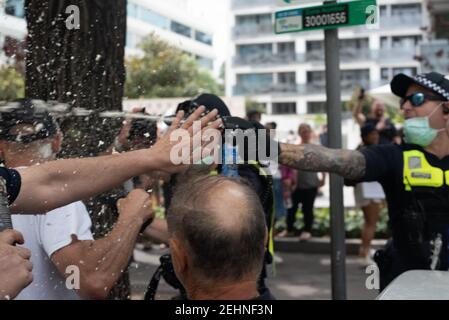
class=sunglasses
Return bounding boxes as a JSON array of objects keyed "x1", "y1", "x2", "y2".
[{"x1": 400, "y1": 92, "x2": 443, "y2": 108}]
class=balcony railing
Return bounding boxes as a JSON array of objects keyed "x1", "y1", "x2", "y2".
[
  {"x1": 380, "y1": 14, "x2": 423, "y2": 29},
  {"x1": 233, "y1": 52, "x2": 304, "y2": 66},
  {"x1": 232, "y1": 0, "x2": 273, "y2": 9},
  {"x1": 233, "y1": 80, "x2": 385, "y2": 96},
  {"x1": 305, "y1": 80, "x2": 371, "y2": 94},
  {"x1": 233, "y1": 47, "x2": 418, "y2": 67},
  {"x1": 234, "y1": 83, "x2": 303, "y2": 96},
  {"x1": 307, "y1": 47, "x2": 418, "y2": 63},
  {"x1": 306, "y1": 48, "x2": 372, "y2": 62},
  {"x1": 375, "y1": 47, "x2": 418, "y2": 62},
  {"x1": 233, "y1": 24, "x2": 274, "y2": 38}
]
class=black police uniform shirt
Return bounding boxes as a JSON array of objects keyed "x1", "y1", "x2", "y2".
[
  {"x1": 361, "y1": 143, "x2": 449, "y2": 238},
  {"x1": 0, "y1": 167, "x2": 21, "y2": 205}
]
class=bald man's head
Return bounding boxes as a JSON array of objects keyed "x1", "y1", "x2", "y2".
[{"x1": 167, "y1": 169, "x2": 267, "y2": 288}]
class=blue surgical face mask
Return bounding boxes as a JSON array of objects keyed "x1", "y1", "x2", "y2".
[{"x1": 404, "y1": 103, "x2": 445, "y2": 147}]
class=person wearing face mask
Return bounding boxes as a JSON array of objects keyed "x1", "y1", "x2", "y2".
[{"x1": 275, "y1": 71, "x2": 449, "y2": 291}]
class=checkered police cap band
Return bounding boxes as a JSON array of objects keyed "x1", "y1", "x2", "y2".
[{"x1": 391, "y1": 72, "x2": 449, "y2": 101}]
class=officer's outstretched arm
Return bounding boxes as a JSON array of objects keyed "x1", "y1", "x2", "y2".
[
  {"x1": 279, "y1": 143, "x2": 366, "y2": 181},
  {"x1": 11, "y1": 107, "x2": 222, "y2": 214}
]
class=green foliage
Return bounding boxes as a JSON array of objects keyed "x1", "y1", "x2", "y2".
[
  {"x1": 275, "y1": 207, "x2": 390, "y2": 239},
  {"x1": 0, "y1": 65, "x2": 24, "y2": 101},
  {"x1": 311, "y1": 114, "x2": 327, "y2": 126},
  {"x1": 154, "y1": 206, "x2": 166, "y2": 220},
  {"x1": 345, "y1": 85, "x2": 372, "y2": 114},
  {"x1": 245, "y1": 98, "x2": 266, "y2": 114},
  {"x1": 345, "y1": 86, "x2": 402, "y2": 123},
  {"x1": 125, "y1": 33, "x2": 223, "y2": 98}
]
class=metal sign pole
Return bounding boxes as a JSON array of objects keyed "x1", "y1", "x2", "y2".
[
  {"x1": 324, "y1": 5, "x2": 347, "y2": 300},
  {"x1": 274, "y1": 0, "x2": 378, "y2": 301}
]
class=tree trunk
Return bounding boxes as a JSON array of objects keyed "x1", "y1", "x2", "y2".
[{"x1": 24, "y1": 0, "x2": 131, "y2": 299}]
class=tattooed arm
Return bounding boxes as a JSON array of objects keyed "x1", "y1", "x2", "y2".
[{"x1": 279, "y1": 143, "x2": 366, "y2": 181}]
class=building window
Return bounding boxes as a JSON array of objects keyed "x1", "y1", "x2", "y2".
[
  {"x1": 277, "y1": 42, "x2": 295, "y2": 61},
  {"x1": 236, "y1": 13, "x2": 271, "y2": 27},
  {"x1": 235, "y1": 13, "x2": 272, "y2": 36},
  {"x1": 306, "y1": 41, "x2": 324, "y2": 52},
  {"x1": 5, "y1": 0, "x2": 24, "y2": 18},
  {"x1": 277, "y1": 42, "x2": 295, "y2": 54},
  {"x1": 380, "y1": 36, "x2": 389, "y2": 49},
  {"x1": 307, "y1": 102, "x2": 326, "y2": 114},
  {"x1": 196, "y1": 56, "x2": 213, "y2": 70},
  {"x1": 127, "y1": 3, "x2": 138, "y2": 18},
  {"x1": 237, "y1": 73, "x2": 273, "y2": 94},
  {"x1": 381, "y1": 68, "x2": 390, "y2": 81},
  {"x1": 341, "y1": 69, "x2": 370, "y2": 82},
  {"x1": 142, "y1": 9, "x2": 170, "y2": 30},
  {"x1": 126, "y1": 32, "x2": 142, "y2": 49},
  {"x1": 278, "y1": 72, "x2": 296, "y2": 85},
  {"x1": 238, "y1": 43, "x2": 272, "y2": 60},
  {"x1": 392, "y1": 67, "x2": 417, "y2": 77},
  {"x1": 171, "y1": 21, "x2": 192, "y2": 38},
  {"x1": 195, "y1": 30, "x2": 213, "y2": 46},
  {"x1": 391, "y1": 3, "x2": 421, "y2": 17},
  {"x1": 379, "y1": 5, "x2": 387, "y2": 17},
  {"x1": 341, "y1": 38, "x2": 369, "y2": 50},
  {"x1": 126, "y1": 32, "x2": 133, "y2": 48},
  {"x1": 238, "y1": 73, "x2": 273, "y2": 86},
  {"x1": 127, "y1": 3, "x2": 170, "y2": 30},
  {"x1": 307, "y1": 71, "x2": 325, "y2": 84},
  {"x1": 272, "y1": 102, "x2": 296, "y2": 115},
  {"x1": 341, "y1": 69, "x2": 370, "y2": 89},
  {"x1": 392, "y1": 35, "x2": 422, "y2": 48}
]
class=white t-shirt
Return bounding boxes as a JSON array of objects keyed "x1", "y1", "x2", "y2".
[{"x1": 12, "y1": 201, "x2": 94, "y2": 300}]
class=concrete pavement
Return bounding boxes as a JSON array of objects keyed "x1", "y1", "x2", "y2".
[{"x1": 129, "y1": 246, "x2": 379, "y2": 300}]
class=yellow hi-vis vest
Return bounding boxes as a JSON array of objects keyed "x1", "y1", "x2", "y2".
[{"x1": 403, "y1": 149, "x2": 449, "y2": 191}]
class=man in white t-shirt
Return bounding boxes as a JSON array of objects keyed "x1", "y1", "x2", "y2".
[{"x1": 0, "y1": 104, "x2": 154, "y2": 299}]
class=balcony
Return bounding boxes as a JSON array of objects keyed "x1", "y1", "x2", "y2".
[
  {"x1": 306, "y1": 48, "x2": 372, "y2": 63},
  {"x1": 233, "y1": 52, "x2": 305, "y2": 66},
  {"x1": 232, "y1": 0, "x2": 273, "y2": 9},
  {"x1": 379, "y1": 14, "x2": 423, "y2": 29},
  {"x1": 428, "y1": 0, "x2": 449, "y2": 13},
  {"x1": 306, "y1": 80, "x2": 370, "y2": 95},
  {"x1": 234, "y1": 83, "x2": 303, "y2": 96},
  {"x1": 305, "y1": 47, "x2": 418, "y2": 63},
  {"x1": 233, "y1": 80, "x2": 382, "y2": 97},
  {"x1": 233, "y1": 24, "x2": 274, "y2": 39},
  {"x1": 375, "y1": 47, "x2": 418, "y2": 62}
]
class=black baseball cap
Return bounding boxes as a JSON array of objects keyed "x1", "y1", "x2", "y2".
[
  {"x1": 0, "y1": 99, "x2": 59, "y2": 143},
  {"x1": 391, "y1": 72, "x2": 449, "y2": 101},
  {"x1": 176, "y1": 93, "x2": 231, "y2": 118}
]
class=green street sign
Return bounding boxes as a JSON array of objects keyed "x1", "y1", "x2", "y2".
[{"x1": 275, "y1": 0, "x2": 378, "y2": 34}]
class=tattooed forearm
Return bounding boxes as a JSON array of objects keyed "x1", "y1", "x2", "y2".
[{"x1": 279, "y1": 143, "x2": 366, "y2": 180}]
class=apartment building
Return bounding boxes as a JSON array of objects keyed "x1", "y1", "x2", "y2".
[
  {"x1": 0, "y1": 0, "x2": 217, "y2": 73},
  {"x1": 226, "y1": 0, "x2": 430, "y2": 121}
]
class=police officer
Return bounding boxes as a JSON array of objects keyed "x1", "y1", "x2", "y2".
[{"x1": 277, "y1": 72, "x2": 449, "y2": 289}]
